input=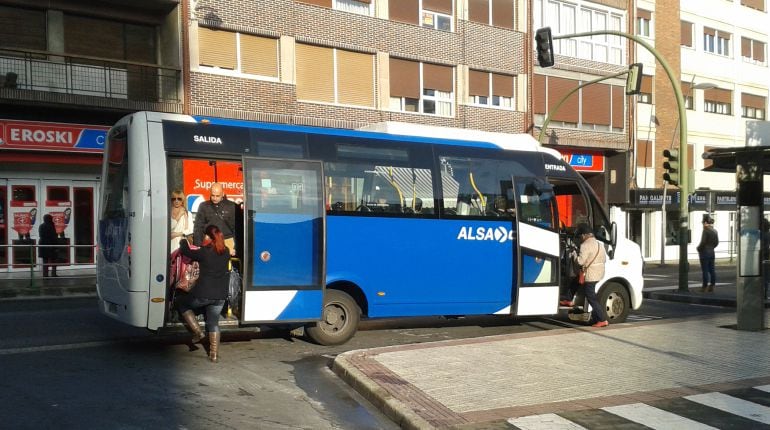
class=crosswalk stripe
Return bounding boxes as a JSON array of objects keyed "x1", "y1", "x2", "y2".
[
  {"x1": 757, "y1": 385, "x2": 770, "y2": 393},
  {"x1": 685, "y1": 392, "x2": 770, "y2": 425},
  {"x1": 602, "y1": 403, "x2": 718, "y2": 429},
  {"x1": 507, "y1": 413, "x2": 588, "y2": 429}
]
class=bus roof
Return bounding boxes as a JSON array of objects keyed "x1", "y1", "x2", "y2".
[{"x1": 187, "y1": 116, "x2": 562, "y2": 159}]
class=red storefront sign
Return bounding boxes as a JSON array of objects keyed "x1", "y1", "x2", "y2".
[
  {"x1": 183, "y1": 160, "x2": 244, "y2": 211},
  {"x1": 0, "y1": 119, "x2": 109, "y2": 153},
  {"x1": 560, "y1": 150, "x2": 605, "y2": 172}
]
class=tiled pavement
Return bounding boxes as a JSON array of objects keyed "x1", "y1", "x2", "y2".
[{"x1": 333, "y1": 312, "x2": 770, "y2": 429}]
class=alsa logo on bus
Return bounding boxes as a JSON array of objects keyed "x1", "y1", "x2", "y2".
[
  {"x1": 193, "y1": 135, "x2": 223, "y2": 144},
  {"x1": 456, "y1": 226, "x2": 514, "y2": 243}
]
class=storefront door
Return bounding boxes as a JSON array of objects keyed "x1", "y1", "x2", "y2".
[
  {"x1": 7, "y1": 181, "x2": 39, "y2": 270},
  {"x1": 0, "y1": 181, "x2": 6, "y2": 269}
]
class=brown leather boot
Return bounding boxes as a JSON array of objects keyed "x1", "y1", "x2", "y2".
[
  {"x1": 208, "y1": 331, "x2": 220, "y2": 363},
  {"x1": 706, "y1": 284, "x2": 715, "y2": 293},
  {"x1": 181, "y1": 311, "x2": 205, "y2": 343}
]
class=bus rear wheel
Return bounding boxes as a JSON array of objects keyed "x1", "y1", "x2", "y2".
[
  {"x1": 305, "y1": 290, "x2": 361, "y2": 346},
  {"x1": 600, "y1": 282, "x2": 630, "y2": 323}
]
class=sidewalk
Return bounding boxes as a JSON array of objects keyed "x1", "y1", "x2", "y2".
[
  {"x1": 333, "y1": 311, "x2": 770, "y2": 429},
  {"x1": 0, "y1": 269, "x2": 96, "y2": 299}
]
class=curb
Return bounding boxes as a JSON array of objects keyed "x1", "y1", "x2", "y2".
[
  {"x1": 332, "y1": 352, "x2": 435, "y2": 430},
  {"x1": 643, "y1": 290, "x2": 736, "y2": 307}
]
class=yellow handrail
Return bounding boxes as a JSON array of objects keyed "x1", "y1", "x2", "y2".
[{"x1": 469, "y1": 172, "x2": 486, "y2": 210}]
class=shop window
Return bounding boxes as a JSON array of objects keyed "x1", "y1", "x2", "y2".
[{"x1": 47, "y1": 187, "x2": 69, "y2": 202}]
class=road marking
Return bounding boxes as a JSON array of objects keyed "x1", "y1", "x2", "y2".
[
  {"x1": 756, "y1": 385, "x2": 770, "y2": 393},
  {"x1": 626, "y1": 314, "x2": 663, "y2": 321},
  {"x1": 603, "y1": 403, "x2": 717, "y2": 429},
  {"x1": 0, "y1": 340, "x2": 119, "y2": 356},
  {"x1": 508, "y1": 413, "x2": 587, "y2": 429},
  {"x1": 685, "y1": 392, "x2": 770, "y2": 424}
]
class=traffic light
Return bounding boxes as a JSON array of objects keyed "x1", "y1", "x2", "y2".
[
  {"x1": 535, "y1": 27, "x2": 555, "y2": 68},
  {"x1": 662, "y1": 149, "x2": 679, "y2": 185},
  {"x1": 626, "y1": 63, "x2": 643, "y2": 95}
]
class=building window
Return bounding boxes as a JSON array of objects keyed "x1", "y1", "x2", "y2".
[
  {"x1": 198, "y1": 27, "x2": 279, "y2": 79},
  {"x1": 703, "y1": 88, "x2": 732, "y2": 115},
  {"x1": 468, "y1": 70, "x2": 514, "y2": 109},
  {"x1": 636, "y1": 9, "x2": 651, "y2": 37},
  {"x1": 741, "y1": 93, "x2": 766, "y2": 120},
  {"x1": 741, "y1": 0, "x2": 766, "y2": 12},
  {"x1": 703, "y1": 27, "x2": 731, "y2": 57},
  {"x1": 334, "y1": 0, "x2": 374, "y2": 15},
  {"x1": 636, "y1": 140, "x2": 653, "y2": 168},
  {"x1": 390, "y1": 0, "x2": 454, "y2": 32},
  {"x1": 467, "y1": 0, "x2": 515, "y2": 29},
  {"x1": 682, "y1": 82, "x2": 694, "y2": 110},
  {"x1": 533, "y1": 0, "x2": 625, "y2": 65},
  {"x1": 389, "y1": 58, "x2": 454, "y2": 116},
  {"x1": 532, "y1": 74, "x2": 624, "y2": 132},
  {"x1": 681, "y1": 21, "x2": 693, "y2": 47},
  {"x1": 296, "y1": 44, "x2": 375, "y2": 107},
  {"x1": 741, "y1": 37, "x2": 766, "y2": 65},
  {"x1": 637, "y1": 75, "x2": 653, "y2": 104}
]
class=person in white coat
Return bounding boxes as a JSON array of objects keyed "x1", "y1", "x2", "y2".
[{"x1": 169, "y1": 189, "x2": 193, "y2": 250}]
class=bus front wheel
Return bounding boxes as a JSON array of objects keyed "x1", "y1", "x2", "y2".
[
  {"x1": 600, "y1": 282, "x2": 630, "y2": 323},
  {"x1": 305, "y1": 290, "x2": 361, "y2": 346}
]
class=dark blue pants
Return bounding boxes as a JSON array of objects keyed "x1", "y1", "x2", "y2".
[
  {"x1": 584, "y1": 281, "x2": 607, "y2": 323},
  {"x1": 699, "y1": 255, "x2": 716, "y2": 286},
  {"x1": 177, "y1": 296, "x2": 225, "y2": 333}
]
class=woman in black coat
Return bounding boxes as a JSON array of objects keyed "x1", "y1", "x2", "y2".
[
  {"x1": 38, "y1": 214, "x2": 58, "y2": 278},
  {"x1": 177, "y1": 224, "x2": 231, "y2": 362}
]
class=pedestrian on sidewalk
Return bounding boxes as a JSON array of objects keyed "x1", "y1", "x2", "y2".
[
  {"x1": 697, "y1": 215, "x2": 719, "y2": 293},
  {"x1": 38, "y1": 214, "x2": 58, "y2": 278},
  {"x1": 572, "y1": 223, "x2": 608, "y2": 327}
]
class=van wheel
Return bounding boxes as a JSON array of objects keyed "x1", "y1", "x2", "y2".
[
  {"x1": 305, "y1": 290, "x2": 361, "y2": 346},
  {"x1": 600, "y1": 282, "x2": 630, "y2": 323}
]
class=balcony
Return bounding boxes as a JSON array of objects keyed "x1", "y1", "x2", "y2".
[{"x1": 0, "y1": 48, "x2": 182, "y2": 112}]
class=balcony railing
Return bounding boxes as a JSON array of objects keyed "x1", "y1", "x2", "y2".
[{"x1": 0, "y1": 48, "x2": 181, "y2": 104}]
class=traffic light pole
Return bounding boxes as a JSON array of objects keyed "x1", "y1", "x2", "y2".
[{"x1": 551, "y1": 30, "x2": 690, "y2": 292}]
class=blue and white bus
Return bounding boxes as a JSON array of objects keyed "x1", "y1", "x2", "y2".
[{"x1": 97, "y1": 112, "x2": 643, "y2": 345}]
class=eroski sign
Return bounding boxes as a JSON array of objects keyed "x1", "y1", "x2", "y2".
[{"x1": 456, "y1": 226, "x2": 515, "y2": 243}]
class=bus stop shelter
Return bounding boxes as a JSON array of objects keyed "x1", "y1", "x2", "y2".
[{"x1": 703, "y1": 139, "x2": 770, "y2": 331}]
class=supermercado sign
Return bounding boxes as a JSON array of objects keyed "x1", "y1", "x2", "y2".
[{"x1": 0, "y1": 119, "x2": 108, "y2": 152}]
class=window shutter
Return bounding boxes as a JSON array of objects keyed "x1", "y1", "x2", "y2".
[
  {"x1": 468, "y1": 0, "x2": 489, "y2": 24},
  {"x1": 240, "y1": 34, "x2": 278, "y2": 77},
  {"x1": 533, "y1": 74, "x2": 546, "y2": 114},
  {"x1": 389, "y1": 0, "x2": 419, "y2": 25},
  {"x1": 548, "y1": 77, "x2": 579, "y2": 123},
  {"x1": 423, "y1": 63, "x2": 453, "y2": 93},
  {"x1": 65, "y1": 15, "x2": 124, "y2": 60},
  {"x1": 423, "y1": 0, "x2": 452, "y2": 14},
  {"x1": 741, "y1": 0, "x2": 765, "y2": 11},
  {"x1": 125, "y1": 24, "x2": 156, "y2": 64},
  {"x1": 742, "y1": 37, "x2": 752, "y2": 57},
  {"x1": 612, "y1": 86, "x2": 624, "y2": 128},
  {"x1": 336, "y1": 49, "x2": 374, "y2": 107},
  {"x1": 296, "y1": 44, "x2": 334, "y2": 103},
  {"x1": 754, "y1": 41, "x2": 766, "y2": 62},
  {"x1": 742, "y1": 93, "x2": 766, "y2": 109},
  {"x1": 296, "y1": 0, "x2": 332, "y2": 7},
  {"x1": 198, "y1": 27, "x2": 237, "y2": 69},
  {"x1": 720, "y1": 31, "x2": 731, "y2": 40},
  {"x1": 582, "y1": 83, "x2": 611, "y2": 126},
  {"x1": 636, "y1": 9, "x2": 651, "y2": 20},
  {"x1": 681, "y1": 82, "x2": 692, "y2": 96},
  {"x1": 703, "y1": 27, "x2": 716, "y2": 36},
  {"x1": 681, "y1": 21, "x2": 693, "y2": 47},
  {"x1": 389, "y1": 58, "x2": 420, "y2": 99},
  {"x1": 468, "y1": 70, "x2": 489, "y2": 97},
  {"x1": 636, "y1": 140, "x2": 652, "y2": 167},
  {"x1": 491, "y1": 0, "x2": 514, "y2": 29},
  {"x1": 704, "y1": 88, "x2": 731, "y2": 104},
  {"x1": 0, "y1": 5, "x2": 46, "y2": 51},
  {"x1": 491, "y1": 73, "x2": 513, "y2": 97},
  {"x1": 641, "y1": 75, "x2": 653, "y2": 94}
]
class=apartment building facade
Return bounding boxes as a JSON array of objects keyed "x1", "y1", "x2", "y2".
[
  {"x1": 629, "y1": 0, "x2": 769, "y2": 261},
  {"x1": 0, "y1": 0, "x2": 182, "y2": 270}
]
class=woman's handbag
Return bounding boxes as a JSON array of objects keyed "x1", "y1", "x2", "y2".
[{"x1": 176, "y1": 260, "x2": 200, "y2": 292}]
